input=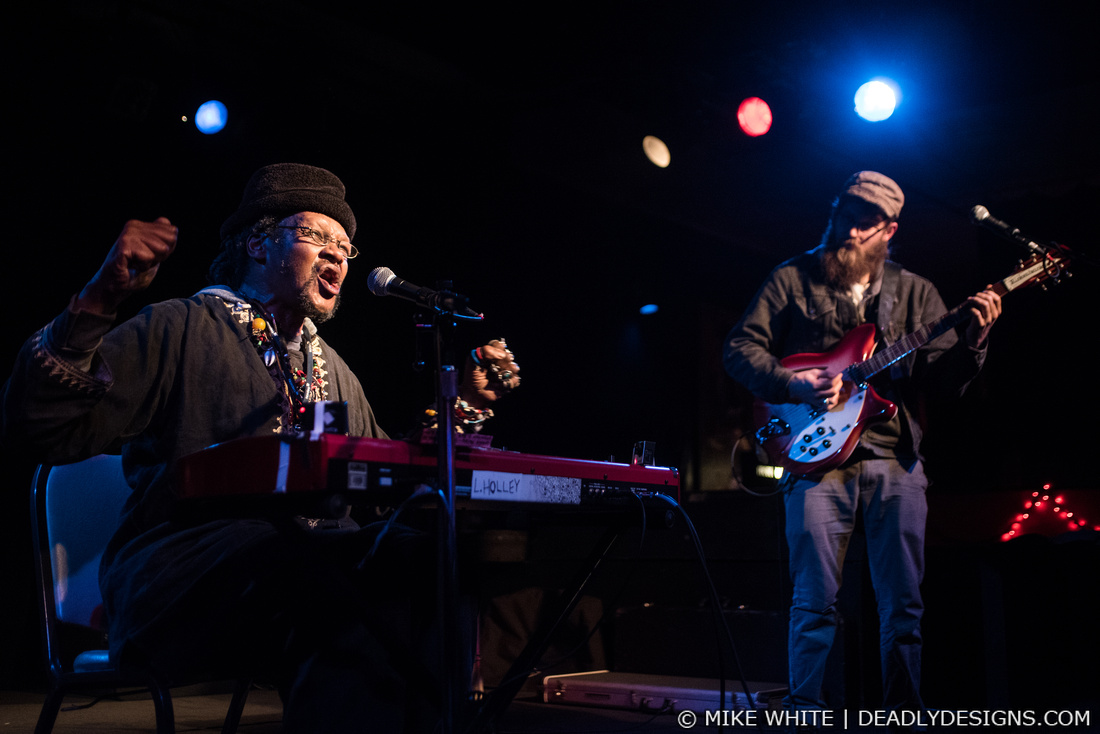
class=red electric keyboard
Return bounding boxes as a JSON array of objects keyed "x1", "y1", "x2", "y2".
[
  {"x1": 176, "y1": 434, "x2": 679, "y2": 510},
  {"x1": 177, "y1": 434, "x2": 682, "y2": 732}
]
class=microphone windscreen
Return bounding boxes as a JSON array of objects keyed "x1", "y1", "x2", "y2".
[
  {"x1": 969, "y1": 205, "x2": 990, "y2": 224},
  {"x1": 367, "y1": 266, "x2": 395, "y2": 297}
]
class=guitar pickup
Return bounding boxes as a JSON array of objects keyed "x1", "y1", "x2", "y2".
[{"x1": 756, "y1": 417, "x2": 791, "y2": 442}]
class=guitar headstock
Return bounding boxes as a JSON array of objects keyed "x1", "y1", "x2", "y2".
[{"x1": 1000, "y1": 247, "x2": 1071, "y2": 294}]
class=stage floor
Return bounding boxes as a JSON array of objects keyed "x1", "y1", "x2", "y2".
[{"x1": 0, "y1": 684, "x2": 880, "y2": 733}]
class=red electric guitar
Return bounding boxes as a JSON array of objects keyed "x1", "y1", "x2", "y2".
[{"x1": 753, "y1": 250, "x2": 1071, "y2": 476}]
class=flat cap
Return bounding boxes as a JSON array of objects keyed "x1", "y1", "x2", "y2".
[{"x1": 840, "y1": 171, "x2": 904, "y2": 220}]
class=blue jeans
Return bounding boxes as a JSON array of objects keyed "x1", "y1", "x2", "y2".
[{"x1": 784, "y1": 458, "x2": 927, "y2": 712}]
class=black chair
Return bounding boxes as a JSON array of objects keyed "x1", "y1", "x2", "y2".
[{"x1": 31, "y1": 454, "x2": 252, "y2": 734}]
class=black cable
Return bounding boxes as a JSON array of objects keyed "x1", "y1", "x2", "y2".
[
  {"x1": 58, "y1": 687, "x2": 163, "y2": 712},
  {"x1": 483, "y1": 492, "x2": 650, "y2": 696},
  {"x1": 507, "y1": 492, "x2": 650, "y2": 681},
  {"x1": 356, "y1": 484, "x2": 442, "y2": 570},
  {"x1": 650, "y1": 492, "x2": 756, "y2": 716}
]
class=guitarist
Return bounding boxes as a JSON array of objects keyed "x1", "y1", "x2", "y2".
[{"x1": 723, "y1": 172, "x2": 1001, "y2": 722}]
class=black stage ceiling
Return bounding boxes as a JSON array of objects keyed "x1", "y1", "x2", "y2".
[{"x1": 5, "y1": 0, "x2": 1097, "y2": 494}]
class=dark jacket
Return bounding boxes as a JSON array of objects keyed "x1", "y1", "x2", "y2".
[
  {"x1": 723, "y1": 247, "x2": 986, "y2": 460},
  {"x1": 2, "y1": 287, "x2": 385, "y2": 657}
]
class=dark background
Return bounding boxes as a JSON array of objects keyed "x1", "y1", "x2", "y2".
[{"x1": 3, "y1": 0, "x2": 1096, "y2": 713}]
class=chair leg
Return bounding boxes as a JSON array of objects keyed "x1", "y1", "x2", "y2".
[
  {"x1": 148, "y1": 676, "x2": 176, "y2": 734},
  {"x1": 222, "y1": 678, "x2": 253, "y2": 734},
  {"x1": 33, "y1": 685, "x2": 65, "y2": 734}
]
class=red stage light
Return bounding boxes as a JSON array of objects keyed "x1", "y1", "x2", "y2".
[{"x1": 737, "y1": 97, "x2": 772, "y2": 137}]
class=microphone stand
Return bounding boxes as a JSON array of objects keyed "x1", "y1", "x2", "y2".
[{"x1": 416, "y1": 282, "x2": 472, "y2": 734}]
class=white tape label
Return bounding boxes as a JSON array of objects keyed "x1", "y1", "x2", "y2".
[{"x1": 470, "y1": 470, "x2": 582, "y2": 504}]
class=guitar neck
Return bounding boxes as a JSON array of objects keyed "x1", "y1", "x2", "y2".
[
  {"x1": 846, "y1": 261, "x2": 1037, "y2": 385},
  {"x1": 847, "y1": 306, "x2": 968, "y2": 384}
]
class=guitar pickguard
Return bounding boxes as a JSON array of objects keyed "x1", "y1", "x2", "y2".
[
  {"x1": 785, "y1": 386, "x2": 866, "y2": 465},
  {"x1": 754, "y1": 378, "x2": 896, "y2": 475}
]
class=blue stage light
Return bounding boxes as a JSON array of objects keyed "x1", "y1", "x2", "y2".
[
  {"x1": 195, "y1": 100, "x2": 228, "y2": 134},
  {"x1": 854, "y1": 80, "x2": 897, "y2": 122},
  {"x1": 639, "y1": 303, "x2": 659, "y2": 315}
]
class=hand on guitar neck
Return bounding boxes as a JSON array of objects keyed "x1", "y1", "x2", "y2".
[{"x1": 965, "y1": 287, "x2": 1002, "y2": 348}]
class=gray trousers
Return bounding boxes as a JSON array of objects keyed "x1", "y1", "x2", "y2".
[{"x1": 783, "y1": 457, "x2": 927, "y2": 712}]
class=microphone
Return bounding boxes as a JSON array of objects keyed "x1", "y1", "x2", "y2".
[
  {"x1": 969, "y1": 205, "x2": 1044, "y2": 254},
  {"x1": 367, "y1": 266, "x2": 483, "y2": 319},
  {"x1": 859, "y1": 221, "x2": 889, "y2": 244}
]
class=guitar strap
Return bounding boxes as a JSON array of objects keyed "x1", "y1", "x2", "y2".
[
  {"x1": 877, "y1": 260, "x2": 914, "y2": 386},
  {"x1": 876, "y1": 261, "x2": 902, "y2": 344}
]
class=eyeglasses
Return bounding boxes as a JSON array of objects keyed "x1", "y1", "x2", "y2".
[
  {"x1": 834, "y1": 209, "x2": 888, "y2": 234},
  {"x1": 272, "y1": 225, "x2": 358, "y2": 260},
  {"x1": 856, "y1": 222, "x2": 888, "y2": 238}
]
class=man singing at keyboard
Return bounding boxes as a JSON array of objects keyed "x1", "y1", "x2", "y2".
[{"x1": 2, "y1": 163, "x2": 519, "y2": 733}]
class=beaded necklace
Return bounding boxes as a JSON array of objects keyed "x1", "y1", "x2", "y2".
[{"x1": 222, "y1": 297, "x2": 329, "y2": 432}]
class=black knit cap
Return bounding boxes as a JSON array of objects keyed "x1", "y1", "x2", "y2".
[{"x1": 219, "y1": 163, "x2": 357, "y2": 240}]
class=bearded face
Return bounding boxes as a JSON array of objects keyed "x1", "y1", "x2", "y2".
[
  {"x1": 821, "y1": 198, "x2": 896, "y2": 289},
  {"x1": 275, "y1": 253, "x2": 342, "y2": 324},
  {"x1": 263, "y1": 213, "x2": 349, "y2": 325}
]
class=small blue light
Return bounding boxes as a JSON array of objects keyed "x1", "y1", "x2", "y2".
[
  {"x1": 195, "y1": 100, "x2": 228, "y2": 134},
  {"x1": 854, "y1": 80, "x2": 897, "y2": 122},
  {"x1": 639, "y1": 303, "x2": 659, "y2": 315}
]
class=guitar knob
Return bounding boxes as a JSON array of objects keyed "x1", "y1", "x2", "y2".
[
  {"x1": 822, "y1": 440, "x2": 832, "y2": 449},
  {"x1": 816, "y1": 427, "x2": 826, "y2": 435}
]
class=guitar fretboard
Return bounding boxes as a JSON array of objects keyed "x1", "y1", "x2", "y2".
[
  {"x1": 846, "y1": 306, "x2": 970, "y2": 385},
  {"x1": 843, "y1": 252, "x2": 1061, "y2": 386}
]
